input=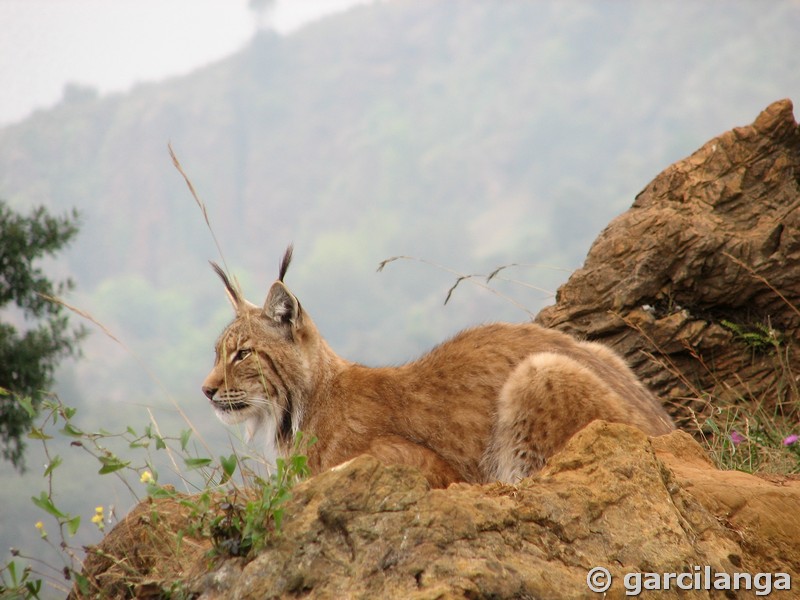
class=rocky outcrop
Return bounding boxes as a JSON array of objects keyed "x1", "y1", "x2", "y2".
[
  {"x1": 76, "y1": 423, "x2": 800, "y2": 599},
  {"x1": 537, "y1": 99, "x2": 800, "y2": 426},
  {"x1": 196, "y1": 424, "x2": 800, "y2": 599}
]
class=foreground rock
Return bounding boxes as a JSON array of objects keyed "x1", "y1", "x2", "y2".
[
  {"x1": 537, "y1": 99, "x2": 800, "y2": 426},
  {"x1": 75, "y1": 422, "x2": 800, "y2": 599}
]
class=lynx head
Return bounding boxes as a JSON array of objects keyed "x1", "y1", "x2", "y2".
[{"x1": 202, "y1": 246, "x2": 319, "y2": 446}]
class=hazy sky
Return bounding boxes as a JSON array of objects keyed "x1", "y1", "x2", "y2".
[{"x1": 0, "y1": 0, "x2": 373, "y2": 126}]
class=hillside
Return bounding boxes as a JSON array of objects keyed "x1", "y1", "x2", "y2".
[{"x1": 1, "y1": 3, "x2": 799, "y2": 363}]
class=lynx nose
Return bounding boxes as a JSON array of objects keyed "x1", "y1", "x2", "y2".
[{"x1": 202, "y1": 386, "x2": 217, "y2": 400}]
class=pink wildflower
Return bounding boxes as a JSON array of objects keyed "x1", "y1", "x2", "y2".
[{"x1": 729, "y1": 430, "x2": 746, "y2": 446}]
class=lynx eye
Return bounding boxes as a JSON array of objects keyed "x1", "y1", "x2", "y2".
[{"x1": 234, "y1": 348, "x2": 252, "y2": 362}]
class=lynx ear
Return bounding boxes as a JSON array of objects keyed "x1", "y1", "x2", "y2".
[{"x1": 264, "y1": 281, "x2": 302, "y2": 327}]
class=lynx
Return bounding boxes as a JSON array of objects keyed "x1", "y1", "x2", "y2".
[{"x1": 202, "y1": 247, "x2": 674, "y2": 487}]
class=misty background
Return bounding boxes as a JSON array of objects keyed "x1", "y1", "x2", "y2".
[{"x1": 1, "y1": 1, "x2": 799, "y2": 594}]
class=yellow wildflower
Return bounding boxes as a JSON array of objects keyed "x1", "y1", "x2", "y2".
[
  {"x1": 140, "y1": 470, "x2": 153, "y2": 484},
  {"x1": 91, "y1": 506, "x2": 105, "y2": 531},
  {"x1": 35, "y1": 521, "x2": 47, "y2": 538}
]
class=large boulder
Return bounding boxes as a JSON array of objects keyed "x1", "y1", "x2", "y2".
[{"x1": 537, "y1": 99, "x2": 800, "y2": 426}]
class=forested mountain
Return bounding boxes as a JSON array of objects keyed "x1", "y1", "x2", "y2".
[
  {"x1": 1, "y1": 0, "x2": 799, "y2": 582},
  {"x1": 2, "y1": 1, "x2": 798, "y2": 370}
]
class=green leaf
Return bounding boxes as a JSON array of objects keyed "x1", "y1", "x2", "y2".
[
  {"x1": 275, "y1": 457, "x2": 286, "y2": 480},
  {"x1": 31, "y1": 492, "x2": 67, "y2": 519},
  {"x1": 74, "y1": 572, "x2": 90, "y2": 596},
  {"x1": 272, "y1": 487, "x2": 291, "y2": 506},
  {"x1": 27, "y1": 427, "x2": 53, "y2": 440},
  {"x1": 6, "y1": 559, "x2": 18, "y2": 586},
  {"x1": 273, "y1": 507, "x2": 285, "y2": 530},
  {"x1": 184, "y1": 457, "x2": 213, "y2": 470},
  {"x1": 18, "y1": 396, "x2": 36, "y2": 418},
  {"x1": 155, "y1": 435, "x2": 166, "y2": 450},
  {"x1": 126, "y1": 425, "x2": 137, "y2": 436},
  {"x1": 41, "y1": 398, "x2": 59, "y2": 412},
  {"x1": 97, "y1": 455, "x2": 130, "y2": 475},
  {"x1": 148, "y1": 484, "x2": 176, "y2": 499},
  {"x1": 290, "y1": 454, "x2": 309, "y2": 479},
  {"x1": 64, "y1": 406, "x2": 77, "y2": 420},
  {"x1": 60, "y1": 423, "x2": 83, "y2": 437},
  {"x1": 66, "y1": 515, "x2": 81, "y2": 536},
  {"x1": 220, "y1": 454, "x2": 237, "y2": 484},
  {"x1": 25, "y1": 577, "x2": 42, "y2": 596},
  {"x1": 180, "y1": 428, "x2": 192, "y2": 452},
  {"x1": 705, "y1": 419, "x2": 721, "y2": 435},
  {"x1": 44, "y1": 455, "x2": 62, "y2": 477}
]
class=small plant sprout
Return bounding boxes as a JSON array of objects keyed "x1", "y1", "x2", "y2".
[{"x1": 720, "y1": 319, "x2": 783, "y2": 353}]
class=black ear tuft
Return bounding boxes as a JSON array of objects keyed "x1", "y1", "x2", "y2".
[
  {"x1": 210, "y1": 261, "x2": 243, "y2": 313},
  {"x1": 278, "y1": 244, "x2": 294, "y2": 283}
]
